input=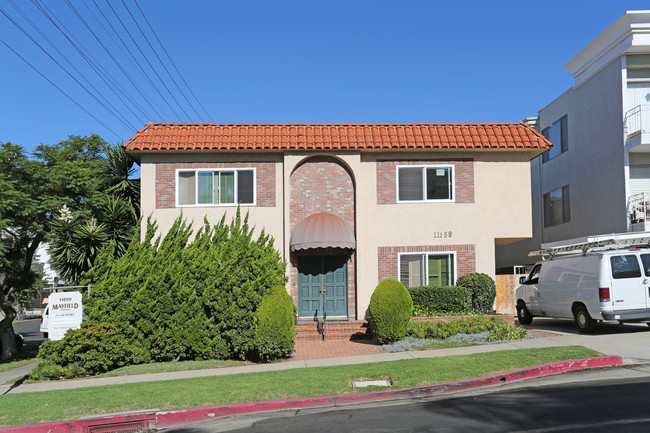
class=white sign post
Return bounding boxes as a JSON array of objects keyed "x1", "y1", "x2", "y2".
[{"x1": 48, "y1": 291, "x2": 83, "y2": 340}]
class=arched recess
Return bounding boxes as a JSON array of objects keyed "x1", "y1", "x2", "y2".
[{"x1": 289, "y1": 155, "x2": 357, "y2": 320}]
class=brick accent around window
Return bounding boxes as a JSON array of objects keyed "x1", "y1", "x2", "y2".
[
  {"x1": 289, "y1": 156, "x2": 356, "y2": 319},
  {"x1": 377, "y1": 244, "x2": 476, "y2": 283},
  {"x1": 155, "y1": 162, "x2": 276, "y2": 208},
  {"x1": 376, "y1": 159, "x2": 474, "y2": 204}
]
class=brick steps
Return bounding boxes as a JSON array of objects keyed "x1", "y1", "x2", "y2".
[{"x1": 296, "y1": 320, "x2": 372, "y2": 341}]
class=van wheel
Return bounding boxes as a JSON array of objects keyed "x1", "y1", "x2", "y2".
[
  {"x1": 517, "y1": 303, "x2": 533, "y2": 325},
  {"x1": 574, "y1": 305, "x2": 596, "y2": 333}
]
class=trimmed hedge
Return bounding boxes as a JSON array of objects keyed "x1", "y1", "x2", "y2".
[
  {"x1": 457, "y1": 273, "x2": 496, "y2": 314},
  {"x1": 254, "y1": 286, "x2": 297, "y2": 362},
  {"x1": 368, "y1": 278, "x2": 413, "y2": 344},
  {"x1": 409, "y1": 285, "x2": 471, "y2": 315}
]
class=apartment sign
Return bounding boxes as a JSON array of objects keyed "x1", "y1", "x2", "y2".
[{"x1": 49, "y1": 291, "x2": 83, "y2": 340}]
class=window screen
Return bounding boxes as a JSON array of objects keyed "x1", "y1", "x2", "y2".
[
  {"x1": 237, "y1": 170, "x2": 254, "y2": 204},
  {"x1": 426, "y1": 167, "x2": 452, "y2": 200},
  {"x1": 398, "y1": 167, "x2": 424, "y2": 201},
  {"x1": 178, "y1": 172, "x2": 196, "y2": 205}
]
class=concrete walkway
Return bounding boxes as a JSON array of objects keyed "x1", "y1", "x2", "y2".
[{"x1": 0, "y1": 328, "x2": 634, "y2": 396}]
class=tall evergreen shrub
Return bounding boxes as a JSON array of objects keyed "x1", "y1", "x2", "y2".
[
  {"x1": 254, "y1": 286, "x2": 296, "y2": 362},
  {"x1": 84, "y1": 209, "x2": 287, "y2": 362}
]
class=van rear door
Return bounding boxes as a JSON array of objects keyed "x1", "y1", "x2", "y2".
[
  {"x1": 638, "y1": 254, "x2": 650, "y2": 309},
  {"x1": 609, "y1": 254, "x2": 647, "y2": 310}
]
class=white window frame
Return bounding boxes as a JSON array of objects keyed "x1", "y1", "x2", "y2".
[
  {"x1": 395, "y1": 164, "x2": 455, "y2": 203},
  {"x1": 175, "y1": 167, "x2": 257, "y2": 207},
  {"x1": 397, "y1": 251, "x2": 458, "y2": 287}
]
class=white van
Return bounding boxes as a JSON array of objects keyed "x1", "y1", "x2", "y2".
[
  {"x1": 40, "y1": 304, "x2": 50, "y2": 338},
  {"x1": 516, "y1": 234, "x2": 650, "y2": 333}
]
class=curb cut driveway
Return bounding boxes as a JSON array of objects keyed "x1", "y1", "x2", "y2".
[{"x1": 0, "y1": 355, "x2": 622, "y2": 433}]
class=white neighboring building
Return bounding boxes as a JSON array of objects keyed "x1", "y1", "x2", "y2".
[
  {"x1": 33, "y1": 243, "x2": 58, "y2": 286},
  {"x1": 497, "y1": 10, "x2": 650, "y2": 270}
]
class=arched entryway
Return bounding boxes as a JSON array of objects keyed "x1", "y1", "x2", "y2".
[
  {"x1": 291, "y1": 213, "x2": 355, "y2": 318},
  {"x1": 289, "y1": 156, "x2": 356, "y2": 320}
]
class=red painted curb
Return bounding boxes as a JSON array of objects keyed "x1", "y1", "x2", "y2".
[{"x1": 0, "y1": 355, "x2": 622, "y2": 432}]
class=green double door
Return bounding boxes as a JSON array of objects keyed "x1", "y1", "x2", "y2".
[{"x1": 298, "y1": 255, "x2": 348, "y2": 318}]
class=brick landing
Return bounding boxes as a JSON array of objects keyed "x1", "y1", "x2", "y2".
[{"x1": 290, "y1": 338, "x2": 385, "y2": 361}]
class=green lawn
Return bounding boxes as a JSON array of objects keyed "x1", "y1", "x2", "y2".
[
  {"x1": 0, "y1": 346, "x2": 601, "y2": 427},
  {"x1": 95, "y1": 359, "x2": 247, "y2": 377},
  {"x1": 0, "y1": 348, "x2": 39, "y2": 374}
]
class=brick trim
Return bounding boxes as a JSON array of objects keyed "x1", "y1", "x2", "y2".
[
  {"x1": 376, "y1": 159, "x2": 474, "y2": 204},
  {"x1": 289, "y1": 156, "x2": 356, "y2": 319},
  {"x1": 378, "y1": 244, "x2": 476, "y2": 283},
  {"x1": 155, "y1": 162, "x2": 275, "y2": 208}
]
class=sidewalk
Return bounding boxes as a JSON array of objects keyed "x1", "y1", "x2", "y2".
[{"x1": 0, "y1": 330, "x2": 594, "y2": 395}]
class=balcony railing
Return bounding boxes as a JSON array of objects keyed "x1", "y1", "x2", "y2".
[
  {"x1": 624, "y1": 104, "x2": 650, "y2": 138},
  {"x1": 629, "y1": 192, "x2": 650, "y2": 225}
]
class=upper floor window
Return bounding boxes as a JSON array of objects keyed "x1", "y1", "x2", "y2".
[
  {"x1": 543, "y1": 185, "x2": 570, "y2": 227},
  {"x1": 542, "y1": 115, "x2": 568, "y2": 162},
  {"x1": 397, "y1": 165, "x2": 454, "y2": 202},
  {"x1": 176, "y1": 168, "x2": 255, "y2": 206}
]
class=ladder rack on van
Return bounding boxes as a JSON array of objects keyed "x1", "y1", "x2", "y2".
[{"x1": 529, "y1": 233, "x2": 650, "y2": 259}]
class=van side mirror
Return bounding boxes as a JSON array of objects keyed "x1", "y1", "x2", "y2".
[{"x1": 519, "y1": 276, "x2": 527, "y2": 284}]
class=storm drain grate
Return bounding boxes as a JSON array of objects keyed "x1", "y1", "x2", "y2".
[{"x1": 87, "y1": 420, "x2": 148, "y2": 433}]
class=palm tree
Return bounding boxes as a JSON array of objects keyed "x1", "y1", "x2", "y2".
[{"x1": 49, "y1": 146, "x2": 141, "y2": 283}]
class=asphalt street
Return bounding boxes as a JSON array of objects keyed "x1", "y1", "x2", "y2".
[
  {"x1": 164, "y1": 368, "x2": 650, "y2": 433},
  {"x1": 12, "y1": 318, "x2": 45, "y2": 351}
]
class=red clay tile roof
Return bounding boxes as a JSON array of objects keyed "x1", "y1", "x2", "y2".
[{"x1": 123, "y1": 123, "x2": 551, "y2": 152}]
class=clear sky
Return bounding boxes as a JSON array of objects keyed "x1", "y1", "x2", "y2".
[{"x1": 1, "y1": 0, "x2": 648, "y2": 152}]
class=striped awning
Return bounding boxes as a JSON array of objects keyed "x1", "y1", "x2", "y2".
[{"x1": 290, "y1": 213, "x2": 355, "y2": 251}]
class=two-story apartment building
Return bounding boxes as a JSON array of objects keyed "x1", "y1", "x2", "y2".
[
  {"x1": 497, "y1": 10, "x2": 650, "y2": 270},
  {"x1": 124, "y1": 123, "x2": 549, "y2": 320}
]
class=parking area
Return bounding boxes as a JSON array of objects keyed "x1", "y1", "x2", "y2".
[{"x1": 518, "y1": 317, "x2": 650, "y2": 363}]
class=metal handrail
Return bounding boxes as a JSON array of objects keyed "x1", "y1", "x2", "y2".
[
  {"x1": 624, "y1": 104, "x2": 650, "y2": 138},
  {"x1": 628, "y1": 192, "x2": 648, "y2": 225}
]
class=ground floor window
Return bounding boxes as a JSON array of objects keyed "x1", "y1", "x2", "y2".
[{"x1": 399, "y1": 253, "x2": 455, "y2": 288}]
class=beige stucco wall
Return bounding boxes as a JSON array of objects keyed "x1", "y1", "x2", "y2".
[
  {"x1": 355, "y1": 150, "x2": 535, "y2": 318},
  {"x1": 138, "y1": 148, "x2": 538, "y2": 319},
  {"x1": 139, "y1": 152, "x2": 286, "y2": 259}
]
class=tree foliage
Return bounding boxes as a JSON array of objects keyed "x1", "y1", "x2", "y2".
[
  {"x1": 48, "y1": 144, "x2": 139, "y2": 284},
  {"x1": 83, "y1": 210, "x2": 287, "y2": 363},
  {"x1": 0, "y1": 136, "x2": 108, "y2": 361}
]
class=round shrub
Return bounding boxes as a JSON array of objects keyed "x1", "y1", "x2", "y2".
[
  {"x1": 32, "y1": 321, "x2": 148, "y2": 379},
  {"x1": 253, "y1": 286, "x2": 296, "y2": 362},
  {"x1": 368, "y1": 278, "x2": 413, "y2": 343},
  {"x1": 456, "y1": 273, "x2": 496, "y2": 314}
]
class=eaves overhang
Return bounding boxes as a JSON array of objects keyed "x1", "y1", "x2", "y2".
[{"x1": 565, "y1": 10, "x2": 650, "y2": 88}]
